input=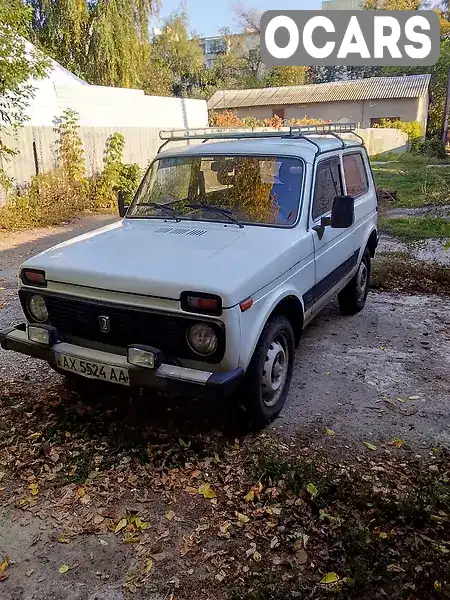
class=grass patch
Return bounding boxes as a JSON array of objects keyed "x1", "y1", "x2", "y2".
[
  {"x1": 378, "y1": 216, "x2": 450, "y2": 242},
  {"x1": 371, "y1": 162, "x2": 450, "y2": 209},
  {"x1": 371, "y1": 251, "x2": 450, "y2": 295}
]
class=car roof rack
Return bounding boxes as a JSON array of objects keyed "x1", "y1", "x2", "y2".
[{"x1": 158, "y1": 122, "x2": 364, "y2": 154}]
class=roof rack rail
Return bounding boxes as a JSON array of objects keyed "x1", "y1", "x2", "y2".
[{"x1": 158, "y1": 122, "x2": 363, "y2": 153}]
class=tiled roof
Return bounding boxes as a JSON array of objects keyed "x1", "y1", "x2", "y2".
[{"x1": 208, "y1": 74, "x2": 431, "y2": 110}]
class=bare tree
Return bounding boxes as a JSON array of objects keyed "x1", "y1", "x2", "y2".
[{"x1": 233, "y1": 4, "x2": 261, "y2": 34}]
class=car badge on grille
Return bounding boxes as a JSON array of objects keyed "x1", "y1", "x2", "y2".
[{"x1": 98, "y1": 315, "x2": 111, "y2": 333}]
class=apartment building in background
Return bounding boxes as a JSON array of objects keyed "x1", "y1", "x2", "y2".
[
  {"x1": 322, "y1": 0, "x2": 364, "y2": 8},
  {"x1": 199, "y1": 32, "x2": 259, "y2": 68}
]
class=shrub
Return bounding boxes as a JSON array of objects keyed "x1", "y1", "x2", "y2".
[
  {"x1": 209, "y1": 109, "x2": 330, "y2": 129},
  {"x1": 372, "y1": 119, "x2": 423, "y2": 150},
  {"x1": 0, "y1": 114, "x2": 142, "y2": 229},
  {"x1": 414, "y1": 137, "x2": 447, "y2": 159}
]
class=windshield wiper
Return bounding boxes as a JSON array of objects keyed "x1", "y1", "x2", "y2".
[
  {"x1": 137, "y1": 201, "x2": 181, "y2": 222},
  {"x1": 186, "y1": 204, "x2": 244, "y2": 228}
]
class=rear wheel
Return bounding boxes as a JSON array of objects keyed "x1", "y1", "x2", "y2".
[
  {"x1": 239, "y1": 315, "x2": 295, "y2": 429},
  {"x1": 338, "y1": 249, "x2": 371, "y2": 315}
]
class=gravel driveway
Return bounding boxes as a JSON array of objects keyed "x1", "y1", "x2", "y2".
[
  {"x1": 1, "y1": 215, "x2": 449, "y2": 450},
  {"x1": 0, "y1": 216, "x2": 449, "y2": 600}
]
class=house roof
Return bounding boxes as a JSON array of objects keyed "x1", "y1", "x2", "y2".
[{"x1": 208, "y1": 74, "x2": 432, "y2": 110}]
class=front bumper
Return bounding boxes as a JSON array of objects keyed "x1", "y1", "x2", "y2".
[{"x1": 0, "y1": 324, "x2": 244, "y2": 399}]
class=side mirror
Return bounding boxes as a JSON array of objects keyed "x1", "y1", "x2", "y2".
[
  {"x1": 331, "y1": 195, "x2": 355, "y2": 229},
  {"x1": 117, "y1": 190, "x2": 129, "y2": 218}
]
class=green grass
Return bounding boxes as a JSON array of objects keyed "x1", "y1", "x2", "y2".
[
  {"x1": 378, "y1": 216, "x2": 450, "y2": 243},
  {"x1": 371, "y1": 162, "x2": 450, "y2": 208}
]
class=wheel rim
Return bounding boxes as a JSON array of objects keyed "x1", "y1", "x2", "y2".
[
  {"x1": 356, "y1": 261, "x2": 368, "y2": 303},
  {"x1": 261, "y1": 333, "x2": 289, "y2": 408}
]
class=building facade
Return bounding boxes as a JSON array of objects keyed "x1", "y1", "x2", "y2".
[
  {"x1": 322, "y1": 0, "x2": 364, "y2": 9},
  {"x1": 208, "y1": 74, "x2": 431, "y2": 135},
  {"x1": 198, "y1": 32, "x2": 260, "y2": 68}
]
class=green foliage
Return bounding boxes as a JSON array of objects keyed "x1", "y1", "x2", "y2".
[
  {"x1": 26, "y1": 0, "x2": 159, "y2": 88},
  {"x1": 0, "y1": 114, "x2": 141, "y2": 229},
  {"x1": 53, "y1": 109, "x2": 85, "y2": 181},
  {"x1": 148, "y1": 13, "x2": 205, "y2": 97},
  {"x1": 414, "y1": 137, "x2": 447, "y2": 159},
  {"x1": 372, "y1": 119, "x2": 423, "y2": 149},
  {"x1": 263, "y1": 66, "x2": 309, "y2": 87},
  {"x1": 372, "y1": 162, "x2": 450, "y2": 208},
  {"x1": 378, "y1": 216, "x2": 450, "y2": 242},
  {"x1": 0, "y1": 0, "x2": 49, "y2": 187}
]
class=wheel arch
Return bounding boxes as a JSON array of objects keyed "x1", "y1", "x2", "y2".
[
  {"x1": 366, "y1": 228, "x2": 378, "y2": 258},
  {"x1": 266, "y1": 294, "x2": 304, "y2": 347}
]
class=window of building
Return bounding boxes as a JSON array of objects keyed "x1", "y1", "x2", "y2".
[
  {"x1": 343, "y1": 153, "x2": 369, "y2": 197},
  {"x1": 272, "y1": 108, "x2": 285, "y2": 121},
  {"x1": 312, "y1": 158, "x2": 343, "y2": 220}
]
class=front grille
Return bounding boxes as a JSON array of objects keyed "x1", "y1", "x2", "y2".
[{"x1": 19, "y1": 291, "x2": 225, "y2": 363}]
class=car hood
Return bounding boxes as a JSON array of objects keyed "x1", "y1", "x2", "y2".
[{"x1": 22, "y1": 219, "x2": 299, "y2": 307}]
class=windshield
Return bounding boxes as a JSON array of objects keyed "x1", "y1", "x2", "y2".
[{"x1": 127, "y1": 155, "x2": 304, "y2": 226}]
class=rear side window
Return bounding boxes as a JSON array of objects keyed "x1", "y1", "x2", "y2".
[
  {"x1": 343, "y1": 153, "x2": 369, "y2": 197},
  {"x1": 312, "y1": 158, "x2": 343, "y2": 220}
]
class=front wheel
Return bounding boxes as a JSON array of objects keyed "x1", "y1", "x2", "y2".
[
  {"x1": 239, "y1": 315, "x2": 295, "y2": 429},
  {"x1": 338, "y1": 249, "x2": 371, "y2": 315}
]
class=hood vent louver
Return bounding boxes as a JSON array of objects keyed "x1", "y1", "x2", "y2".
[{"x1": 153, "y1": 226, "x2": 207, "y2": 236}]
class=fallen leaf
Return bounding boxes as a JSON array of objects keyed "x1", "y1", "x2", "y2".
[
  {"x1": 198, "y1": 483, "x2": 216, "y2": 499},
  {"x1": 236, "y1": 512, "x2": 249, "y2": 524},
  {"x1": 379, "y1": 532, "x2": 388, "y2": 539},
  {"x1": 306, "y1": 483, "x2": 318, "y2": 498},
  {"x1": 57, "y1": 536, "x2": 70, "y2": 544},
  {"x1": 0, "y1": 473, "x2": 4, "y2": 482},
  {"x1": 0, "y1": 572, "x2": 9, "y2": 582},
  {"x1": 146, "y1": 558, "x2": 153, "y2": 573},
  {"x1": 0, "y1": 557, "x2": 8, "y2": 574},
  {"x1": 253, "y1": 551, "x2": 262, "y2": 563},
  {"x1": 25, "y1": 569, "x2": 34, "y2": 577},
  {"x1": 114, "y1": 518, "x2": 127, "y2": 534},
  {"x1": 434, "y1": 581, "x2": 441, "y2": 591},
  {"x1": 29, "y1": 483, "x2": 39, "y2": 496},
  {"x1": 77, "y1": 487, "x2": 85, "y2": 498},
  {"x1": 80, "y1": 494, "x2": 91, "y2": 505},
  {"x1": 363, "y1": 442, "x2": 377, "y2": 451},
  {"x1": 389, "y1": 438, "x2": 404, "y2": 448},
  {"x1": 270, "y1": 536, "x2": 279, "y2": 549},
  {"x1": 387, "y1": 564, "x2": 405, "y2": 573},
  {"x1": 99, "y1": 539, "x2": 108, "y2": 546},
  {"x1": 165, "y1": 510, "x2": 175, "y2": 521},
  {"x1": 296, "y1": 549, "x2": 308, "y2": 565},
  {"x1": 58, "y1": 564, "x2": 70, "y2": 574},
  {"x1": 320, "y1": 572, "x2": 339, "y2": 584},
  {"x1": 325, "y1": 428, "x2": 335, "y2": 436},
  {"x1": 28, "y1": 432, "x2": 41, "y2": 440},
  {"x1": 408, "y1": 395, "x2": 420, "y2": 400},
  {"x1": 244, "y1": 489, "x2": 254, "y2": 502},
  {"x1": 134, "y1": 517, "x2": 149, "y2": 530}
]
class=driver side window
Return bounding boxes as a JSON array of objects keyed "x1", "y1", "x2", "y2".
[{"x1": 312, "y1": 158, "x2": 343, "y2": 220}]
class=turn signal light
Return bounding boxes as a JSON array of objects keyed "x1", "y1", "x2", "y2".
[
  {"x1": 180, "y1": 292, "x2": 222, "y2": 316},
  {"x1": 21, "y1": 269, "x2": 47, "y2": 287}
]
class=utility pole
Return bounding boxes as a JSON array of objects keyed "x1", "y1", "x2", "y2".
[{"x1": 442, "y1": 67, "x2": 450, "y2": 148}]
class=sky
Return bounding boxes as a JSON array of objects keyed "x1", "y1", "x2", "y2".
[{"x1": 155, "y1": 0, "x2": 322, "y2": 37}]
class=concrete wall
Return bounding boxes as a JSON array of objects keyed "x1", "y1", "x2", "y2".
[{"x1": 235, "y1": 97, "x2": 425, "y2": 133}]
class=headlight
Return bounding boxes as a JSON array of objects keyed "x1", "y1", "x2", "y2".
[
  {"x1": 27, "y1": 294, "x2": 49, "y2": 323},
  {"x1": 187, "y1": 323, "x2": 218, "y2": 356}
]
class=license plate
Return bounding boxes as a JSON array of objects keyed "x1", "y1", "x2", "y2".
[{"x1": 55, "y1": 353, "x2": 130, "y2": 386}]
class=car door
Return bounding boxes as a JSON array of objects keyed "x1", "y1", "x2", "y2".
[{"x1": 305, "y1": 154, "x2": 358, "y2": 313}]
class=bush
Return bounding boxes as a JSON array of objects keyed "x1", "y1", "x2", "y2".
[
  {"x1": 0, "y1": 113, "x2": 142, "y2": 230},
  {"x1": 372, "y1": 119, "x2": 423, "y2": 150},
  {"x1": 209, "y1": 109, "x2": 330, "y2": 129},
  {"x1": 414, "y1": 137, "x2": 447, "y2": 159}
]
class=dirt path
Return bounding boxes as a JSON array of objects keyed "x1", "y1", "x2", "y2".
[{"x1": 0, "y1": 217, "x2": 449, "y2": 600}]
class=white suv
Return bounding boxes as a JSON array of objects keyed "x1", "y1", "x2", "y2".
[{"x1": 0, "y1": 124, "x2": 378, "y2": 427}]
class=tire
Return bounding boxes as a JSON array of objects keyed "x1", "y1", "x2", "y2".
[
  {"x1": 338, "y1": 249, "x2": 371, "y2": 315},
  {"x1": 239, "y1": 315, "x2": 295, "y2": 429}
]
